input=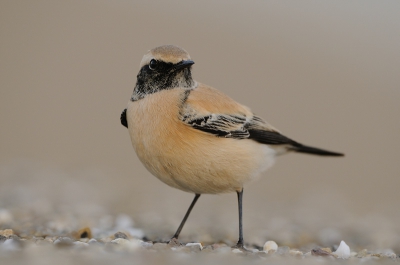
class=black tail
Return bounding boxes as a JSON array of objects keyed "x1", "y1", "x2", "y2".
[
  {"x1": 246, "y1": 128, "x2": 344, "y2": 156},
  {"x1": 292, "y1": 144, "x2": 344, "y2": 156}
]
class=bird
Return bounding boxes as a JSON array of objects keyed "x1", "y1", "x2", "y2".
[{"x1": 121, "y1": 45, "x2": 344, "y2": 249}]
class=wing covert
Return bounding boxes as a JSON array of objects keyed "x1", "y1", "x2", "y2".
[{"x1": 182, "y1": 113, "x2": 249, "y2": 138}]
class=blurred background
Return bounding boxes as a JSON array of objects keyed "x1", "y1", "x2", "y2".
[{"x1": 1, "y1": 0, "x2": 399, "y2": 250}]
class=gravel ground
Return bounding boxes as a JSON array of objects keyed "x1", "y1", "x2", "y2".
[
  {"x1": 1, "y1": 205, "x2": 399, "y2": 265},
  {"x1": 1, "y1": 162, "x2": 399, "y2": 265}
]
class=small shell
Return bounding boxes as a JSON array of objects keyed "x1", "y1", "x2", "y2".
[{"x1": 263, "y1": 240, "x2": 278, "y2": 253}]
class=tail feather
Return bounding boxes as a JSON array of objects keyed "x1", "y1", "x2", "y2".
[{"x1": 292, "y1": 144, "x2": 344, "y2": 156}]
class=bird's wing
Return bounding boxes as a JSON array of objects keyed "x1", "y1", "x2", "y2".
[
  {"x1": 180, "y1": 84, "x2": 344, "y2": 156},
  {"x1": 180, "y1": 84, "x2": 296, "y2": 145}
]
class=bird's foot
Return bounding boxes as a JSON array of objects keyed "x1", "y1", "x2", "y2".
[
  {"x1": 168, "y1": 237, "x2": 182, "y2": 247},
  {"x1": 232, "y1": 241, "x2": 251, "y2": 252}
]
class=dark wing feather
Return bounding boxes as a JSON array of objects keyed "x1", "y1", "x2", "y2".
[
  {"x1": 183, "y1": 113, "x2": 344, "y2": 156},
  {"x1": 183, "y1": 114, "x2": 249, "y2": 139},
  {"x1": 244, "y1": 115, "x2": 295, "y2": 145},
  {"x1": 247, "y1": 128, "x2": 298, "y2": 145}
]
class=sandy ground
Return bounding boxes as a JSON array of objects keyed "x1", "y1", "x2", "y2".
[{"x1": 1, "y1": 1, "x2": 400, "y2": 264}]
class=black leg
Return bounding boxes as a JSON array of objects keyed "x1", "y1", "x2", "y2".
[
  {"x1": 235, "y1": 188, "x2": 245, "y2": 249},
  {"x1": 172, "y1": 193, "x2": 201, "y2": 239}
]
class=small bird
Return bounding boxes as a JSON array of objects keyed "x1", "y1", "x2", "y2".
[{"x1": 121, "y1": 45, "x2": 343, "y2": 249}]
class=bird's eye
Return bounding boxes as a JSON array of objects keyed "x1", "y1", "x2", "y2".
[{"x1": 149, "y1": 59, "x2": 158, "y2": 70}]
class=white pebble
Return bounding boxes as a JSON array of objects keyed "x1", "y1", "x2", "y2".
[
  {"x1": 73, "y1": 241, "x2": 89, "y2": 247},
  {"x1": 232, "y1": 248, "x2": 243, "y2": 253},
  {"x1": 53, "y1": 237, "x2": 73, "y2": 246},
  {"x1": 333, "y1": 240, "x2": 350, "y2": 259},
  {"x1": 88, "y1": 238, "x2": 98, "y2": 244},
  {"x1": 111, "y1": 238, "x2": 141, "y2": 251},
  {"x1": 1, "y1": 239, "x2": 20, "y2": 251},
  {"x1": 185, "y1": 242, "x2": 203, "y2": 250},
  {"x1": 263, "y1": 240, "x2": 278, "y2": 253},
  {"x1": 289, "y1": 250, "x2": 303, "y2": 256},
  {"x1": 111, "y1": 238, "x2": 129, "y2": 245},
  {"x1": 140, "y1": 241, "x2": 153, "y2": 248}
]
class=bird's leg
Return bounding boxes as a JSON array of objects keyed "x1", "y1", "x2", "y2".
[
  {"x1": 234, "y1": 188, "x2": 247, "y2": 250},
  {"x1": 171, "y1": 193, "x2": 201, "y2": 241}
]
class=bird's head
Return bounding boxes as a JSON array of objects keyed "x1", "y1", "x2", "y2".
[{"x1": 132, "y1": 45, "x2": 196, "y2": 101}]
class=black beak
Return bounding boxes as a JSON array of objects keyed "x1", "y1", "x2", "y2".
[{"x1": 175, "y1": 60, "x2": 195, "y2": 70}]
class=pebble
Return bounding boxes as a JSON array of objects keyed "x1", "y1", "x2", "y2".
[
  {"x1": 110, "y1": 237, "x2": 140, "y2": 248},
  {"x1": 1, "y1": 238, "x2": 21, "y2": 251},
  {"x1": 321, "y1": 247, "x2": 332, "y2": 253},
  {"x1": 0, "y1": 229, "x2": 14, "y2": 237},
  {"x1": 114, "y1": 232, "x2": 128, "y2": 239},
  {"x1": 232, "y1": 248, "x2": 243, "y2": 254},
  {"x1": 88, "y1": 238, "x2": 102, "y2": 245},
  {"x1": 263, "y1": 240, "x2": 278, "y2": 253},
  {"x1": 110, "y1": 238, "x2": 129, "y2": 245},
  {"x1": 304, "y1": 251, "x2": 312, "y2": 257},
  {"x1": 185, "y1": 243, "x2": 203, "y2": 253},
  {"x1": 140, "y1": 241, "x2": 153, "y2": 248},
  {"x1": 53, "y1": 237, "x2": 74, "y2": 247},
  {"x1": 289, "y1": 249, "x2": 303, "y2": 257},
  {"x1": 186, "y1": 243, "x2": 203, "y2": 250},
  {"x1": 73, "y1": 241, "x2": 89, "y2": 247},
  {"x1": 172, "y1": 244, "x2": 202, "y2": 253},
  {"x1": 44, "y1": 237, "x2": 56, "y2": 243},
  {"x1": 79, "y1": 238, "x2": 90, "y2": 243},
  {"x1": 356, "y1": 249, "x2": 369, "y2": 258},
  {"x1": 333, "y1": 240, "x2": 350, "y2": 259},
  {"x1": 98, "y1": 236, "x2": 113, "y2": 243},
  {"x1": 311, "y1": 248, "x2": 333, "y2": 257},
  {"x1": 35, "y1": 238, "x2": 52, "y2": 246},
  {"x1": 276, "y1": 246, "x2": 290, "y2": 255}
]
